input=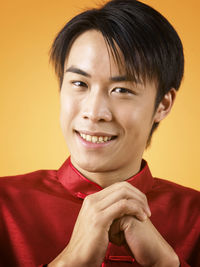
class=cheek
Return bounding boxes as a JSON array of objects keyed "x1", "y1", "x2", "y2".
[
  {"x1": 60, "y1": 92, "x2": 78, "y2": 133},
  {"x1": 115, "y1": 104, "x2": 141, "y2": 129},
  {"x1": 115, "y1": 103, "x2": 154, "y2": 137}
]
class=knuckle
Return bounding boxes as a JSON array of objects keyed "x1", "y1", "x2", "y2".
[
  {"x1": 115, "y1": 181, "x2": 127, "y2": 189},
  {"x1": 118, "y1": 187, "x2": 127, "y2": 197},
  {"x1": 142, "y1": 194, "x2": 148, "y2": 205},
  {"x1": 142, "y1": 193, "x2": 147, "y2": 201},
  {"x1": 115, "y1": 182, "x2": 129, "y2": 195},
  {"x1": 130, "y1": 202, "x2": 138, "y2": 212},
  {"x1": 138, "y1": 206, "x2": 144, "y2": 214},
  {"x1": 114, "y1": 182, "x2": 122, "y2": 189},
  {"x1": 118, "y1": 199, "x2": 128, "y2": 209},
  {"x1": 121, "y1": 181, "x2": 129, "y2": 188},
  {"x1": 83, "y1": 195, "x2": 93, "y2": 207},
  {"x1": 130, "y1": 201, "x2": 142, "y2": 212}
]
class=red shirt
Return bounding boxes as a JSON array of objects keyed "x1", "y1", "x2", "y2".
[{"x1": 0, "y1": 158, "x2": 199, "y2": 267}]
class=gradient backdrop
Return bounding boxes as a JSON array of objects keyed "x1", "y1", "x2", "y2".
[{"x1": 0, "y1": 0, "x2": 199, "y2": 190}]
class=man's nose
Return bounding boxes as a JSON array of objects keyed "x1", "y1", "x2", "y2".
[{"x1": 81, "y1": 90, "x2": 112, "y2": 122}]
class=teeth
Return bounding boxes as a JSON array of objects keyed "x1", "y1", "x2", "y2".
[
  {"x1": 91, "y1": 136, "x2": 98, "y2": 143},
  {"x1": 98, "y1": 136, "x2": 103, "y2": 143},
  {"x1": 86, "y1": 135, "x2": 91, "y2": 142},
  {"x1": 79, "y1": 133, "x2": 112, "y2": 143}
]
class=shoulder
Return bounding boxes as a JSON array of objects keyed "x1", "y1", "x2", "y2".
[
  {"x1": 150, "y1": 177, "x2": 200, "y2": 219},
  {"x1": 0, "y1": 169, "x2": 57, "y2": 194},
  {"x1": 0, "y1": 168, "x2": 57, "y2": 182},
  {"x1": 152, "y1": 177, "x2": 199, "y2": 198}
]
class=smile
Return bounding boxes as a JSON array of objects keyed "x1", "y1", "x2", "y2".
[{"x1": 77, "y1": 131, "x2": 117, "y2": 144}]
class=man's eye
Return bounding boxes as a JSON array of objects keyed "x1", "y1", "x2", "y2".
[
  {"x1": 113, "y1": 87, "x2": 132, "y2": 94},
  {"x1": 72, "y1": 81, "x2": 87, "y2": 87}
]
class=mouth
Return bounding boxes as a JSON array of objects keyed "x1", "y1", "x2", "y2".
[{"x1": 75, "y1": 130, "x2": 117, "y2": 144}]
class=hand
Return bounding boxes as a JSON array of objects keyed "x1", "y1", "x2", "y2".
[
  {"x1": 109, "y1": 216, "x2": 180, "y2": 267},
  {"x1": 48, "y1": 182, "x2": 151, "y2": 267}
]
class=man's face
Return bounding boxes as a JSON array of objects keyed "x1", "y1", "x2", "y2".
[{"x1": 60, "y1": 30, "x2": 158, "y2": 179}]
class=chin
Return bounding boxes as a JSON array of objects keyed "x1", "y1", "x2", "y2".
[{"x1": 73, "y1": 157, "x2": 113, "y2": 173}]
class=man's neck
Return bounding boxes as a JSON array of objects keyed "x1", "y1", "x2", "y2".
[{"x1": 70, "y1": 158, "x2": 142, "y2": 188}]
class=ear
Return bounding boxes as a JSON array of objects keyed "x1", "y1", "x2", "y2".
[{"x1": 153, "y1": 88, "x2": 177, "y2": 123}]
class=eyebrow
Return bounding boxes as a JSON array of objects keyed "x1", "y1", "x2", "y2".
[
  {"x1": 66, "y1": 66, "x2": 91, "y2": 78},
  {"x1": 65, "y1": 66, "x2": 132, "y2": 82},
  {"x1": 110, "y1": 76, "x2": 130, "y2": 82}
]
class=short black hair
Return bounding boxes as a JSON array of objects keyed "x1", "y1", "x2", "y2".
[{"x1": 50, "y1": 0, "x2": 184, "y2": 145}]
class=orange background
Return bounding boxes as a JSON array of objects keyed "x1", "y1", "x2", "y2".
[{"x1": 0, "y1": 0, "x2": 199, "y2": 190}]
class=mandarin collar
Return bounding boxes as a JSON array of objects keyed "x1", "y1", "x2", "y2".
[{"x1": 57, "y1": 157, "x2": 154, "y2": 198}]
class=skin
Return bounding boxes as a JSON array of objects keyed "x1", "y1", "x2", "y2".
[
  {"x1": 49, "y1": 30, "x2": 179, "y2": 266},
  {"x1": 59, "y1": 30, "x2": 175, "y2": 187}
]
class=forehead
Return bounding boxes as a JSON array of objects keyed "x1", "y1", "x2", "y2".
[{"x1": 64, "y1": 30, "x2": 126, "y2": 78}]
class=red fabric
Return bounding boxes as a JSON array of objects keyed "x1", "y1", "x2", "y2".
[{"x1": 0, "y1": 157, "x2": 199, "y2": 267}]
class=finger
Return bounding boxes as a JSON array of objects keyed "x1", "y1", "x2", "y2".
[
  {"x1": 93, "y1": 182, "x2": 151, "y2": 217},
  {"x1": 100, "y1": 198, "x2": 148, "y2": 228},
  {"x1": 95, "y1": 181, "x2": 146, "y2": 201},
  {"x1": 97, "y1": 189, "x2": 150, "y2": 217}
]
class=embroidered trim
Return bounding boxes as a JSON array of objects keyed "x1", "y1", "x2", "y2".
[
  {"x1": 75, "y1": 192, "x2": 87, "y2": 199},
  {"x1": 108, "y1": 255, "x2": 135, "y2": 262}
]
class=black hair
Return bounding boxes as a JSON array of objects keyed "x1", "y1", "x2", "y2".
[{"x1": 50, "y1": 0, "x2": 184, "y2": 145}]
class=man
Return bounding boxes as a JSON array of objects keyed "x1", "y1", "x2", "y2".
[{"x1": 0, "y1": 0, "x2": 199, "y2": 266}]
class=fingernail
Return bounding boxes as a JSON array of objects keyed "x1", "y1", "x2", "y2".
[{"x1": 147, "y1": 208, "x2": 151, "y2": 217}]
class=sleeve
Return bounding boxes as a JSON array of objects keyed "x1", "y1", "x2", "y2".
[
  {"x1": 177, "y1": 233, "x2": 200, "y2": 267},
  {"x1": 178, "y1": 256, "x2": 191, "y2": 267}
]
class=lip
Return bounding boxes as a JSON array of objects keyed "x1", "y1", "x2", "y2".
[{"x1": 75, "y1": 131, "x2": 117, "y2": 148}]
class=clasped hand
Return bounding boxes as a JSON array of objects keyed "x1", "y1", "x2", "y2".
[{"x1": 49, "y1": 182, "x2": 180, "y2": 267}]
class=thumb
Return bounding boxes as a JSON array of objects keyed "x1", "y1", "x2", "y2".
[{"x1": 109, "y1": 219, "x2": 126, "y2": 246}]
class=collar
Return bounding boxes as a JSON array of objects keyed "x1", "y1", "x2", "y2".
[{"x1": 57, "y1": 157, "x2": 154, "y2": 199}]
